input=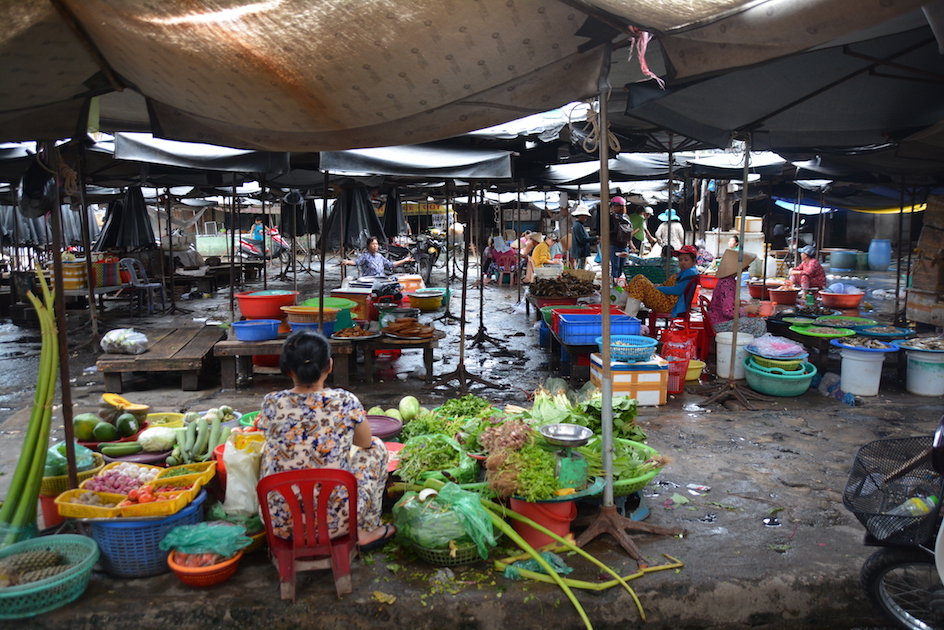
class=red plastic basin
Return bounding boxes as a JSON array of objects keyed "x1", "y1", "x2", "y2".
[{"x1": 234, "y1": 290, "x2": 298, "y2": 319}]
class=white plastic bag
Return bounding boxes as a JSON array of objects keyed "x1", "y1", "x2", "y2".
[
  {"x1": 221, "y1": 433, "x2": 265, "y2": 517},
  {"x1": 100, "y1": 329, "x2": 149, "y2": 354}
]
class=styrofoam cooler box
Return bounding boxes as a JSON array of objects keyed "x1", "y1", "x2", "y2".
[{"x1": 589, "y1": 353, "x2": 668, "y2": 406}]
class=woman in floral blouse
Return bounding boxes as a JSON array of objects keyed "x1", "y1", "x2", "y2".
[
  {"x1": 708, "y1": 250, "x2": 767, "y2": 338},
  {"x1": 258, "y1": 331, "x2": 394, "y2": 551}
]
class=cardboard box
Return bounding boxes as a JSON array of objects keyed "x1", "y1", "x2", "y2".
[{"x1": 589, "y1": 353, "x2": 668, "y2": 406}]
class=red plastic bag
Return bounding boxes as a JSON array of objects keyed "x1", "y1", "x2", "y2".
[{"x1": 659, "y1": 326, "x2": 698, "y2": 361}]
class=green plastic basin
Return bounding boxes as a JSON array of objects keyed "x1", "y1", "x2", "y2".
[
  {"x1": 302, "y1": 297, "x2": 357, "y2": 330},
  {"x1": 744, "y1": 356, "x2": 817, "y2": 397}
]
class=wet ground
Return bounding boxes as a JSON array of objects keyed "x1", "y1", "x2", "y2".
[{"x1": 0, "y1": 256, "x2": 940, "y2": 629}]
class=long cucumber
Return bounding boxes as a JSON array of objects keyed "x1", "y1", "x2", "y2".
[
  {"x1": 101, "y1": 442, "x2": 143, "y2": 456},
  {"x1": 206, "y1": 416, "x2": 221, "y2": 457},
  {"x1": 192, "y1": 417, "x2": 210, "y2": 459},
  {"x1": 182, "y1": 418, "x2": 197, "y2": 462}
]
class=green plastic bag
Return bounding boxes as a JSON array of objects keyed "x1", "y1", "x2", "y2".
[
  {"x1": 159, "y1": 522, "x2": 253, "y2": 556},
  {"x1": 393, "y1": 483, "x2": 497, "y2": 558},
  {"x1": 207, "y1": 502, "x2": 265, "y2": 536},
  {"x1": 43, "y1": 442, "x2": 96, "y2": 477},
  {"x1": 397, "y1": 434, "x2": 478, "y2": 485}
]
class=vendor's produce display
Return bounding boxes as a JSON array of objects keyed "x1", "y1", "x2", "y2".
[
  {"x1": 0, "y1": 535, "x2": 100, "y2": 619},
  {"x1": 396, "y1": 434, "x2": 476, "y2": 485},
  {"x1": 167, "y1": 409, "x2": 234, "y2": 466},
  {"x1": 854, "y1": 325, "x2": 914, "y2": 338},
  {"x1": 578, "y1": 437, "x2": 667, "y2": 495},
  {"x1": 779, "y1": 306, "x2": 840, "y2": 318},
  {"x1": 813, "y1": 316, "x2": 878, "y2": 328},
  {"x1": 380, "y1": 317, "x2": 436, "y2": 338},
  {"x1": 160, "y1": 521, "x2": 252, "y2": 587},
  {"x1": 481, "y1": 420, "x2": 560, "y2": 502},
  {"x1": 789, "y1": 325, "x2": 855, "y2": 338},
  {"x1": 529, "y1": 275, "x2": 596, "y2": 298}
]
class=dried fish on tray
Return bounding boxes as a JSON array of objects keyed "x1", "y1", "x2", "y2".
[
  {"x1": 835, "y1": 336, "x2": 893, "y2": 350},
  {"x1": 897, "y1": 337, "x2": 944, "y2": 351},
  {"x1": 529, "y1": 275, "x2": 597, "y2": 298}
]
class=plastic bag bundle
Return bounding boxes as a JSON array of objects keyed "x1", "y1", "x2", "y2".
[
  {"x1": 222, "y1": 432, "x2": 265, "y2": 516},
  {"x1": 207, "y1": 502, "x2": 265, "y2": 536},
  {"x1": 392, "y1": 483, "x2": 497, "y2": 557},
  {"x1": 502, "y1": 551, "x2": 574, "y2": 580},
  {"x1": 44, "y1": 442, "x2": 96, "y2": 477},
  {"x1": 746, "y1": 333, "x2": 805, "y2": 357},
  {"x1": 100, "y1": 329, "x2": 149, "y2": 355},
  {"x1": 159, "y1": 521, "x2": 253, "y2": 556}
]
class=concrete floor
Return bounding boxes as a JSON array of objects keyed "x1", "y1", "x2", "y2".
[{"x1": 0, "y1": 256, "x2": 940, "y2": 629}]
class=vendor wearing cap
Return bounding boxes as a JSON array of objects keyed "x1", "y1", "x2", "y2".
[
  {"x1": 569, "y1": 204, "x2": 594, "y2": 269},
  {"x1": 623, "y1": 244, "x2": 700, "y2": 318},
  {"x1": 708, "y1": 250, "x2": 767, "y2": 337},
  {"x1": 788, "y1": 245, "x2": 826, "y2": 297}
]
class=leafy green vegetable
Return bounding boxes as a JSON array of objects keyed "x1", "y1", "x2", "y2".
[
  {"x1": 397, "y1": 435, "x2": 462, "y2": 484},
  {"x1": 436, "y1": 394, "x2": 493, "y2": 420},
  {"x1": 577, "y1": 438, "x2": 663, "y2": 481},
  {"x1": 401, "y1": 413, "x2": 461, "y2": 441},
  {"x1": 571, "y1": 394, "x2": 645, "y2": 442}
]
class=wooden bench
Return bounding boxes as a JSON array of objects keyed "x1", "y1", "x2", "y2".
[
  {"x1": 213, "y1": 338, "x2": 353, "y2": 389},
  {"x1": 97, "y1": 327, "x2": 226, "y2": 393},
  {"x1": 360, "y1": 331, "x2": 445, "y2": 384}
]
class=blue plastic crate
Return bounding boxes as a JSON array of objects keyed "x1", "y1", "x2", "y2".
[
  {"x1": 539, "y1": 320, "x2": 550, "y2": 347},
  {"x1": 558, "y1": 313, "x2": 641, "y2": 345},
  {"x1": 88, "y1": 490, "x2": 207, "y2": 578}
]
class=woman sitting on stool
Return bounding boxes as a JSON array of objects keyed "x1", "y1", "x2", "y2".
[
  {"x1": 623, "y1": 245, "x2": 699, "y2": 319},
  {"x1": 788, "y1": 245, "x2": 826, "y2": 298},
  {"x1": 708, "y1": 250, "x2": 767, "y2": 338}
]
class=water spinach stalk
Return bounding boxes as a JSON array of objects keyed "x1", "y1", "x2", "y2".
[{"x1": 0, "y1": 268, "x2": 58, "y2": 545}]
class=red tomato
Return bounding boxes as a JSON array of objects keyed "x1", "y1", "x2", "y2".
[
  {"x1": 128, "y1": 489, "x2": 141, "y2": 501},
  {"x1": 138, "y1": 494, "x2": 155, "y2": 503}
]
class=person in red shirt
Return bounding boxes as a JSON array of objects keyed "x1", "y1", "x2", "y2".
[{"x1": 788, "y1": 246, "x2": 826, "y2": 297}]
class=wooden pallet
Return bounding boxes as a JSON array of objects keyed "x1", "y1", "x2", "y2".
[{"x1": 97, "y1": 327, "x2": 227, "y2": 393}]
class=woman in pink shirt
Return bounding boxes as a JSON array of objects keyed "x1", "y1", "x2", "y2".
[{"x1": 708, "y1": 250, "x2": 767, "y2": 337}]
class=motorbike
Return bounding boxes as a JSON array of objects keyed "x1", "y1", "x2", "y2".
[
  {"x1": 385, "y1": 234, "x2": 438, "y2": 285},
  {"x1": 845, "y1": 414, "x2": 944, "y2": 629},
  {"x1": 237, "y1": 227, "x2": 290, "y2": 262}
]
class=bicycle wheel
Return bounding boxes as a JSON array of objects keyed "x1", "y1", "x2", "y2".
[{"x1": 861, "y1": 547, "x2": 944, "y2": 629}]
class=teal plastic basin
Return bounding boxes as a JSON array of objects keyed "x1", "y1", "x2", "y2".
[{"x1": 744, "y1": 356, "x2": 817, "y2": 397}]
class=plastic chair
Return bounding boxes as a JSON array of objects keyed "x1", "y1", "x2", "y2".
[
  {"x1": 646, "y1": 274, "x2": 699, "y2": 336},
  {"x1": 493, "y1": 250, "x2": 519, "y2": 286},
  {"x1": 256, "y1": 469, "x2": 359, "y2": 601},
  {"x1": 119, "y1": 257, "x2": 166, "y2": 315}
]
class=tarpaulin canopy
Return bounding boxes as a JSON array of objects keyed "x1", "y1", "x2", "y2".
[
  {"x1": 320, "y1": 143, "x2": 512, "y2": 179},
  {"x1": 531, "y1": 153, "x2": 681, "y2": 186},
  {"x1": 114, "y1": 133, "x2": 289, "y2": 174},
  {"x1": 382, "y1": 188, "x2": 408, "y2": 237},
  {"x1": 624, "y1": 24, "x2": 944, "y2": 153},
  {"x1": 0, "y1": 203, "x2": 98, "y2": 247},
  {"x1": 0, "y1": 1, "x2": 928, "y2": 151}
]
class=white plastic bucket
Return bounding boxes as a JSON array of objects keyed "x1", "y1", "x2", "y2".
[
  {"x1": 905, "y1": 351, "x2": 944, "y2": 397},
  {"x1": 840, "y1": 348, "x2": 886, "y2": 396},
  {"x1": 715, "y1": 332, "x2": 754, "y2": 379}
]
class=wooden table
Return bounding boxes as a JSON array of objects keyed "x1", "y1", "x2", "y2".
[
  {"x1": 214, "y1": 337, "x2": 353, "y2": 389},
  {"x1": 360, "y1": 330, "x2": 445, "y2": 384},
  {"x1": 97, "y1": 327, "x2": 226, "y2": 393}
]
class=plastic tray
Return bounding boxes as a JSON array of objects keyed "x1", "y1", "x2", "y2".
[
  {"x1": 891, "y1": 338, "x2": 944, "y2": 353},
  {"x1": 157, "y1": 461, "x2": 217, "y2": 485},
  {"x1": 88, "y1": 490, "x2": 207, "y2": 578},
  {"x1": 55, "y1": 490, "x2": 125, "y2": 519},
  {"x1": 149, "y1": 474, "x2": 204, "y2": 502},
  {"x1": 829, "y1": 338, "x2": 897, "y2": 353},
  {"x1": 789, "y1": 325, "x2": 855, "y2": 338},
  {"x1": 558, "y1": 313, "x2": 641, "y2": 345},
  {"x1": 81, "y1": 462, "x2": 163, "y2": 491},
  {"x1": 853, "y1": 325, "x2": 916, "y2": 339},
  {"x1": 813, "y1": 316, "x2": 878, "y2": 328},
  {"x1": 119, "y1": 492, "x2": 189, "y2": 518},
  {"x1": 0, "y1": 535, "x2": 99, "y2": 619},
  {"x1": 41, "y1": 452, "x2": 105, "y2": 496}
]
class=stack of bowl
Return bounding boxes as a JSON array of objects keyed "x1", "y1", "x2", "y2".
[
  {"x1": 234, "y1": 290, "x2": 299, "y2": 366},
  {"x1": 281, "y1": 306, "x2": 339, "y2": 336}
]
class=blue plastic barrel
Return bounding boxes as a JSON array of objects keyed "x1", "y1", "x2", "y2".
[{"x1": 868, "y1": 239, "x2": 892, "y2": 271}]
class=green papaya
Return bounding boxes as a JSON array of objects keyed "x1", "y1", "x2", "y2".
[
  {"x1": 92, "y1": 422, "x2": 120, "y2": 442},
  {"x1": 367, "y1": 406, "x2": 385, "y2": 416},
  {"x1": 385, "y1": 409, "x2": 402, "y2": 421},
  {"x1": 115, "y1": 413, "x2": 140, "y2": 438},
  {"x1": 73, "y1": 413, "x2": 103, "y2": 441}
]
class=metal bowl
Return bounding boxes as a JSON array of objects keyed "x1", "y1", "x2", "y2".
[{"x1": 540, "y1": 423, "x2": 593, "y2": 447}]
